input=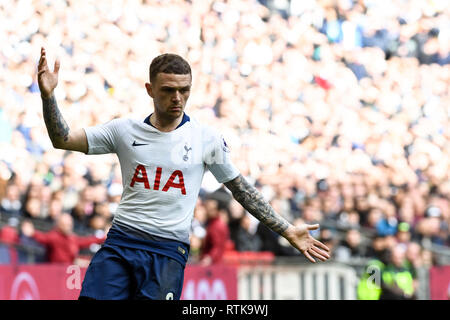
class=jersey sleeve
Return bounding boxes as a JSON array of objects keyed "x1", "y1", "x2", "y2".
[
  {"x1": 84, "y1": 118, "x2": 123, "y2": 155},
  {"x1": 203, "y1": 128, "x2": 240, "y2": 183}
]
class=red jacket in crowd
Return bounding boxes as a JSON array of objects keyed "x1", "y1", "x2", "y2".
[
  {"x1": 201, "y1": 216, "x2": 229, "y2": 264},
  {"x1": 33, "y1": 229, "x2": 105, "y2": 264}
]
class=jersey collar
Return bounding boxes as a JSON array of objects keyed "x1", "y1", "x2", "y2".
[{"x1": 144, "y1": 113, "x2": 190, "y2": 130}]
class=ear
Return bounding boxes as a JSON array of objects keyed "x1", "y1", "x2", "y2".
[{"x1": 145, "y1": 82, "x2": 153, "y2": 98}]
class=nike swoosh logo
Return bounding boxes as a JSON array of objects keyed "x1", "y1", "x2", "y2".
[{"x1": 132, "y1": 141, "x2": 148, "y2": 147}]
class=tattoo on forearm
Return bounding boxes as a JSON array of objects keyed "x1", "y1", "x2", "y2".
[
  {"x1": 225, "y1": 174, "x2": 290, "y2": 235},
  {"x1": 42, "y1": 95, "x2": 69, "y2": 143}
]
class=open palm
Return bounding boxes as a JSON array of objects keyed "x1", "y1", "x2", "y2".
[
  {"x1": 37, "y1": 47, "x2": 60, "y2": 98},
  {"x1": 284, "y1": 224, "x2": 331, "y2": 263}
]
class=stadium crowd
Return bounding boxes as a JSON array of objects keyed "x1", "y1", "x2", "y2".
[{"x1": 0, "y1": 0, "x2": 449, "y2": 296}]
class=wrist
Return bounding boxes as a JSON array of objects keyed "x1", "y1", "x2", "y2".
[
  {"x1": 281, "y1": 224, "x2": 295, "y2": 239},
  {"x1": 41, "y1": 92, "x2": 54, "y2": 100}
]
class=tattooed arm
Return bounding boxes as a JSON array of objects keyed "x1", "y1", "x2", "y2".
[
  {"x1": 224, "y1": 174, "x2": 331, "y2": 263},
  {"x1": 224, "y1": 174, "x2": 290, "y2": 235},
  {"x1": 38, "y1": 47, "x2": 88, "y2": 153}
]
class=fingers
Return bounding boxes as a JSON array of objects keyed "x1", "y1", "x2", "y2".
[
  {"x1": 303, "y1": 250, "x2": 316, "y2": 263},
  {"x1": 313, "y1": 238, "x2": 331, "y2": 252},
  {"x1": 301, "y1": 237, "x2": 331, "y2": 263},
  {"x1": 38, "y1": 47, "x2": 48, "y2": 72},
  {"x1": 38, "y1": 47, "x2": 59, "y2": 74},
  {"x1": 313, "y1": 245, "x2": 330, "y2": 258},
  {"x1": 54, "y1": 59, "x2": 60, "y2": 74},
  {"x1": 310, "y1": 246, "x2": 330, "y2": 261},
  {"x1": 306, "y1": 224, "x2": 331, "y2": 253},
  {"x1": 39, "y1": 47, "x2": 46, "y2": 65}
]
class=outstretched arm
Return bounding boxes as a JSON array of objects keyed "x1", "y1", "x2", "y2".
[
  {"x1": 224, "y1": 174, "x2": 330, "y2": 263},
  {"x1": 38, "y1": 47, "x2": 88, "y2": 153}
]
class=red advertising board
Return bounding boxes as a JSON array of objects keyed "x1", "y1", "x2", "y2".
[
  {"x1": 429, "y1": 266, "x2": 450, "y2": 300},
  {"x1": 0, "y1": 264, "x2": 237, "y2": 300},
  {"x1": 0, "y1": 264, "x2": 87, "y2": 300},
  {"x1": 182, "y1": 265, "x2": 237, "y2": 300}
]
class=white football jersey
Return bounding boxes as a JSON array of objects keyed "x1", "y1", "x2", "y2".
[{"x1": 84, "y1": 115, "x2": 240, "y2": 244}]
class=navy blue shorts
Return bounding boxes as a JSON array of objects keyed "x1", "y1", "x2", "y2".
[{"x1": 79, "y1": 243, "x2": 185, "y2": 300}]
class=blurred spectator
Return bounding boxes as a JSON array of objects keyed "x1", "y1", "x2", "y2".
[
  {"x1": 200, "y1": 198, "x2": 230, "y2": 266},
  {"x1": 0, "y1": 218, "x2": 20, "y2": 264},
  {"x1": 334, "y1": 228, "x2": 366, "y2": 262},
  {"x1": 376, "y1": 207, "x2": 399, "y2": 237},
  {"x1": 92, "y1": 201, "x2": 113, "y2": 222},
  {"x1": 318, "y1": 227, "x2": 337, "y2": 256},
  {"x1": 421, "y1": 248, "x2": 435, "y2": 267},
  {"x1": 23, "y1": 213, "x2": 105, "y2": 264},
  {"x1": 380, "y1": 244, "x2": 415, "y2": 300},
  {"x1": 396, "y1": 222, "x2": 412, "y2": 250},
  {"x1": 233, "y1": 213, "x2": 262, "y2": 252},
  {"x1": 404, "y1": 241, "x2": 423, "y2": 294},
  {"x1": 23, "y1": 197, "x2": 43, "y2": 221},
  {"x1": 414, "y1": 213, "x2": 444, "y2": 245},
  {"x1": 189, "y1": 199, "x2": 208, "y2": 263},
  {"x1": 365, "y1": 208, "x2": 383, "y2": 230},
  {"x1": 384, "y1": 235, "x2": 399, "y2": 253},
  {"x1": 0, "y1": 184, "x2": 22, "y2": 218},
  {"x1": 365, "y1": 235, "x2": 390, "y2": 264},
  {"x1": 0, "y1": 217, "x2": 19, "y2": 245},
  {"x1": 227, "y1": 199, "x2": 246, "y2": 245},
  {"x1": 17, "y1": 219, "x2": 46, "y2": 263},
  {"x1": 88, "y1": 214, "x2": 108, "y2": 234},
  {"x1": 43, "y1": 197, "x2": 64, "y2": 224},
  {"x1": 337, "y1": 210, "x2": 360, "y2": 229},
  {"x1": 70, "y1": 187, "x2": 95, "y2": 234},
  {"x1": 107, "y1": 182, "x2": 123, "y2": 215}
]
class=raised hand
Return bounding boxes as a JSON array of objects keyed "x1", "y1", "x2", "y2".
[
  {"x1": 283, "y1": 224, "x2": 331, "y2": 263},
  {"x1": 37, "y1": 47, "x2": 60, "y2": 99}
]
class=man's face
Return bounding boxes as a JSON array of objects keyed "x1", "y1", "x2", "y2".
[
  {"x1": 391, "y1": 247, "x2": 405, "y2": 268},
  {"x1": 146, "y1": 73, "x2": 191, "y2": 119},
  {"x1": 58, "y1": 214, "x2": 73, "y2": 235},
  {"x1": 204, "y1": 199, "x2": 219, "y2": 219}
]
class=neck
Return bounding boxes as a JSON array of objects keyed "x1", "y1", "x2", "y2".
[{"x1": 150, "y1": 112, "x2": 183, "y2": 132}]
